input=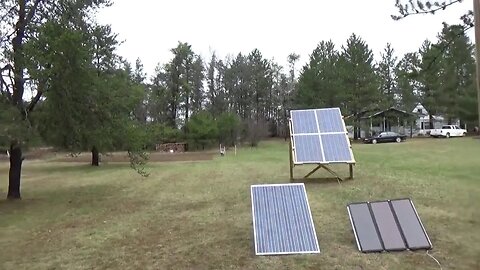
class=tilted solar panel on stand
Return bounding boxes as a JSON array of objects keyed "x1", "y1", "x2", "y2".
[
  {"x1": 290, "y1": 107, "x2": 354, "y2": 165},
  {"x1": 251, "y1": 184, "x2": 320, "y2": 255}
]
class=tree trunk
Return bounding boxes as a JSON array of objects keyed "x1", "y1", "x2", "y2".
[
  {"x1": 353, "y1": 119, "x2": 361, "y2": 140},
  {"x1": 91, "y1": 146, "x2": 99, "y2": 166},
  {"x1": 7, "y1": 142, "x2": 23, "y2": 200},
  {"x1": 185, "y1": 95, "x2": 189, "y2": 134}
]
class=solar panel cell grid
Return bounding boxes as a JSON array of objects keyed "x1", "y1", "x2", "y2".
[
  {"x1": 316, "y1": 108, "x2": 345, "y2": 133},
  {"x1": 251, "y1": 184, "x2": 320, "y2": 255},
  {"x1": 291, "y1": 110, "x2": 319, "y2": 134},
  {"x1": 293, "y1": 135, "x2": 324, "y2": 163},
  {"x1": 321, "y1": 134, "x2": 352, "y2": 162}
]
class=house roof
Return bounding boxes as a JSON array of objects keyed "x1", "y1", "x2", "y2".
[{"x1": 360, "y1": 107, "x2": 415, "y2": 119}]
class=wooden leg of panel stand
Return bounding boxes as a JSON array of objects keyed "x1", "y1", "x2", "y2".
[
  {"x1": 349, "y1": 164, "x2": 354, "y2": 180},
  {"x1": 289, "y1": 139, "x2": 294, "y2": 182}
]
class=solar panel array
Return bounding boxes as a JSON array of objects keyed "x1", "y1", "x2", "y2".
[
  {"x1": 347, "y1": 198, "x2": 432, "y2": 253},
  {"x1": 251, "y1": 184, "x2": 320, "y2": 255},
  {"x1": 290, "y1": 108, "x2": 354, "y2": 164}
]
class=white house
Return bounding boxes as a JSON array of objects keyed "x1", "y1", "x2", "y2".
[{"x1": 412, "y1": 103, "x2": 461, "y2": 135}]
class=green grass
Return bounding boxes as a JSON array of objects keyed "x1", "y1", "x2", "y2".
[{"x1": 0, "y1": 138, "x2": 479, "y2": 269}]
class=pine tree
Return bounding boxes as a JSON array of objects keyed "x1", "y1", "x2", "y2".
[
  {"x1": 395, "y1": 52, "x2": 420, "y2": 111},
  {"x1": 296, "y1": 41, "x2": 340, "y2": 108},
  {"x1": 377, "y1": 43, "x2": 398, "y2": 108},
  {"x1": 338, "y1": 34, "x2": 380, "y2": 139}
]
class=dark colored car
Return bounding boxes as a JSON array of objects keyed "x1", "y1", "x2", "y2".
[{"x1": 363, "y1": 132, "x2": 407, "y2": 144}]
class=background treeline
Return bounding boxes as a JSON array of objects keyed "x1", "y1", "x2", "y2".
[
  {"x1": 1, "y1": 2, "x2": 478, "y2": 154},
  {"x1": 133, "y1": 24, "x2": 478, "y2": 145}
]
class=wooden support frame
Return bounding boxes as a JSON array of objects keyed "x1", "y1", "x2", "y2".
[
  {"x1": 289, "y1": 162, "x2": 355, "y2": 182},
  {"x1": 288, "y1": 135, "x2": 355, "y2": 182},
  {"x1": 349, "y1": 163, "x2": 354, "y2": 179},
  {"x1": 305, "y1": 164, "x2": 343, "y2": 181}
]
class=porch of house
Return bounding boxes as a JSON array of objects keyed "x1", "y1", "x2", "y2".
[{"x1": 359, "y1": 107, "x2": 416, "y2": 138}]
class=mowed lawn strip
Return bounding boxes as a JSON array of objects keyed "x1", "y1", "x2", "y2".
[{"x1": 0, "y1": 138, "x2": 479, "y2": 269}]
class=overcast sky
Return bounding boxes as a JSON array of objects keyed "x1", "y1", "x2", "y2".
[{"x1": 96, "y1": 0, "x2": 474, "y2": 79}]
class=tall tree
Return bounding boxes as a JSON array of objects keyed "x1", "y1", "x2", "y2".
[
  {"x1": 191, "y1": 56, "x2": 205, "y2": 114},
  {"x1": 270, "y1": 62, "x2": 288, "y2": 137},
  {"x1": 377, "y1": 43, "x2": 398, "y2": 108},
  {"x1": 395, "y1": 52, "x2": 420, "y2": 111},
  {"x1": 417, "y1": 40, "x2": 443, "y2": 128},
  {"x1": 393, "y1": 0, "x2": 479, "y2": 130},
  {"x1": 206, "y1": 53, "x2": 229, "y2": 116},
  {"x1": 225, "y1": 53, "x2": 249, "y2": 119},
  {"x1": 296, "y1": 41, "x2": 340, "y2": 108},
  {"x1": 30, "y1": 19, "x2": 145, "y2": 168},
  {"x1": 339, "y1": 34, "x2": 380, "y2": 139},
  {"x1": 247, "y1": 49, "x2": 272, "y2": 122},
  {"x1": 287, "y1": 53, "x2": 300, "y2": 85},
  {"x1": 0, "y1": 0, "x2": 110, "y2": 199},
  {"x1": 148, "y1": 63, "x2": 171, "y2": 123},
  {"x1": 436, "y1": 23, "x2": 477, "y2": 124},
  {"x1": 132, "y1": 58, "x2": 149, "y2": 123},
  {"x1": 162, "y1": 42, "x2": 203, "y2": 130}
]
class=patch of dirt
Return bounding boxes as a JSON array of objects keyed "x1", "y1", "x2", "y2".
[
  {"x1": 0, "y1": 147, "x2": 56, "y2": 162},
  {"x1": 52, "y1": 151, "x2": 215, "y2": 163}
]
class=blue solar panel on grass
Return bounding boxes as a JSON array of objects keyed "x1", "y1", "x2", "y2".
[
  {"x1": 291, "y1": 110, "x2": 318, "y2": 134},
  {"x1": 316, "y1": 108, "x2": 345, "y2": 133},
  {"x1": 293, "y1": 135, "x2": 323, "y2": 163},
  {"x1": 321, "y1": 134, "x2": 352, "y2": 162},
  {"x1": 251, "y1": 184, "x2": 320, "y2": 255}
]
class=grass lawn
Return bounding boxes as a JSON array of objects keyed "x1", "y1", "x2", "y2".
[{"x1": 0, "y1": 138, "x2": 479, "y2": 269}]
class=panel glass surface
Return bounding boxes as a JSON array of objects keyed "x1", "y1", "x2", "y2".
[
  {"x1": 348, "y1": 203, "x2": 384, "y2": 252},
  {"x1": 316, "y1": 108, "x2": 345, "y2": 133},
  {"x1": 251, "y1": 184, "x2": 320, "y2": 255},
  {"x1": 291, "y1": 110, "x2": 318, "y2": 134},
  {"x1": 293, "y1": 135, "x2": 323, "y2": 163},
  {"x1": 370, "y1": 201, "x2": 406, "y2": 251},
  {"x1": 391, "y1": 199, "x2": 431, "y2": 250},
  {"x1": 321, "y1": 134, "x2": 352, "y2": 162}
]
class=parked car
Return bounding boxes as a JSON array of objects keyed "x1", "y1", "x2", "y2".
[
  {"x1": 363, "y1": 132, "x2": 407, "y2": 144},
  {"x1": 430, "y1": 125, "x2": 466, "y2": 138}
]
